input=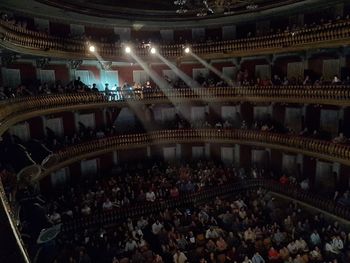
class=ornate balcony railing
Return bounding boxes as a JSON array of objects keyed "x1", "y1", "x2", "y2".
[
  {"x1": 1, "y1": 18, "x2": 350, "y2": 59},
  {"x1": 1, "y1": 85, "x2": 350, "y2": 134},
  {"x1": 39, "y1": 129, "x2": 350, "y2": 181},
  {"x1": 62, "y1": 178, "x2": 350, "y2": 233}
]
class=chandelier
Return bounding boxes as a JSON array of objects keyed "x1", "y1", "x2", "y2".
[
  {"x1": 174, "y1": 0, "x2": 259, "y2": 16},
  {"x1": 174, "y1": 0, "x2": 188, "y2": 14}
]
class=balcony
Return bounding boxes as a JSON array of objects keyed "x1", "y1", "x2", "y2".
[
  {"x1": 1, "y1": 86, "x2": 350, "y2": 135},
  {"x1": 0, "y1": 19, "x2": 350, "y2": 60},
  {"x1": 37, "y1": 128, "x2": 350, "y2": 181}
]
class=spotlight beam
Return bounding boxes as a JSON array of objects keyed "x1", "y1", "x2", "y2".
[
  {"x1": 190, "y1": 52, "x2": 233, "y2": 86},
  {"x1": 129, "y1": 52, "x2": 204, "y2": 136},
  {"x1": 155, "y1": 52, "x2": 202, "y2": 90}
]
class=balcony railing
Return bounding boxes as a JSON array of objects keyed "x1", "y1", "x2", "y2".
[
  {"x1": 62, "y1": 178, "x2": 350, "y2": 233},
  {"x1": 38, "y1": 129, "x2": 350, "y2": 181},
  {"x1": 1, "y1": 86, "x2": 350, "y2": 135},
  {"x1": 1, "y1": 19, "x2": 350, "y2": 59}
]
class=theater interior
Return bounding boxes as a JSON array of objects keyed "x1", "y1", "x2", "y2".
[{"x1": 1, "y1": 0, "x2": 350, "y2": 262}]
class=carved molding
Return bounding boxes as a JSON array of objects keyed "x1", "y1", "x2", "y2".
[
  {"x1": 69, "y1": 60, "x2": 83, "y2": 69},
  {"x1": 1, "y1": 54, "x2": 16, "y2": 67},
  {"x1": 36, "y1": 58, "x2": 51, "y2": 69},
  {"x1": 101, "y1": 61, "x2": 112, "y2": 70}
]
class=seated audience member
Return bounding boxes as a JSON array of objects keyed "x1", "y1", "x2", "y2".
[
  {"x1": 331, "y1": 235, "x2": 344, "y2": 254},
  {"x1": 146, "y1": 189, "x2": 156, "y2": 202},
  {"x1": 50, "y1": 211, "x2": 61, "y2": 224},
  {"x1": 102, "y1": 198, "x2": 113, "y2": 210},
  {"x1": 152, "y1": 220, "x2": 163, "y2": 235},
  {"x1": 251, "y1": 251, "x2": 265, "y2": 263},
  {"x1": 81, "y1": 204, "x2": 91, "y2": 216},
  {"x1": 295, "y1": 237, "x2": 308, "y2": 252},
  {"x1": 125, "y1": 238, "x2": 138, "y2": 252},
  {"x1": 173, "y1": 249, "x2": 187, "y2": 263},
  {"x1": 206, "y1": 226, "x2": 219, "y2": 239},
  {"x1": 287, "y1": 241, "x2": 298, "y2": 255},
  {"x1": 215, "y1": 122, "x2": 223, "y2": 129},
  {"x1": 216, "y1": 236, "x2": 228, "y2": 252},
  {"x1": 244, "y1": 227, "x2": 256, "y2": 242},
  {"x1": 293, "y1": 254, "x2": 306, "y2": 263},
  {"x1": 268, "y1": 246, "x2": 280, "y2": 262},
  {"x1": 223, "y1": 120, "x2": 232, "y2": 128},
  {"x1": 332, "y1": 133, "x2": 347, "y2": 144},
  {"x1": 242, "y1": 255, "x2": 253, "y2": 263},
  {"x1": 332, "y1": 75, "x2": 342, "y2": 84},
  {"x1": 310, "y1": 229, "x2": 321, "y2": 247},
  {"x1": 273, "y1": 228, "x2": 286, "y2": 246},
  {"x1": 300, "y1": 178, "x2": 310, "y2": 191},
  {"x1": 279, "y1": 174, "x2": 289, "y2": 185},
  {"x1": 279, "y1": 247, "x2": 290, "y2": 261},
  {"x1": 309, "y1": 246, "x2": 323, "y2": 262}
]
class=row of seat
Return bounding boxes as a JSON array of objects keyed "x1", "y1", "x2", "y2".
[
  {"x1": 62, "y1": 178, "x2": 350, "y2": 233},
  {"x1": 1, "y1": 18, "x2": 350, "y2": 57}
]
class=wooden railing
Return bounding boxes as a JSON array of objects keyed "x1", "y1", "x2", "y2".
[
  {"x1": 1, "y1": 86, "x2": 350, "y2": 135},
  {"x1": 38, "y1": 129, "x2": 350, "y2": 180},
  {"x1": 62, "y1": 178, "x2": 350, "y2": 233},
  {"x1": 1, "y1": 18, "x2": 350, "y2": 59}
]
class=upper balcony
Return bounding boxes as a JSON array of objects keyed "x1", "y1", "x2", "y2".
[
  {"x1": 1, "y1": 86, "x2": 350, "y2": 135},
  {"x1": 1, "y1": 18, "x2": 350, "y2": 60}
]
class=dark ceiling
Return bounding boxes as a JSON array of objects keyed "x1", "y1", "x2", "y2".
[{"x1": 36, "y1": 0, "x2": 305, "y2": 21}]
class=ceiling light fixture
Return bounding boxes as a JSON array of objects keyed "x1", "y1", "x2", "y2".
[
  {"x1": 125, "y1": 46, "x2": 131, "y2": 54},
  {"x1": 150, "y1": 47, "x2": 157, "y2": 54}
]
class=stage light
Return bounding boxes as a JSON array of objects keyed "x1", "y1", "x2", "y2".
[
  {"x1": 125, "y1": 46, "x2": 131, "y2": 54},
  {"x1": 184, "y1": 47, "x2": 190, "y2": 54},
  {"x1": 89, "y1": 45, "x2": 96, "y2": 52},
  {"x1": 150, "y1": 47, "x2": 157, "y2": 54}
]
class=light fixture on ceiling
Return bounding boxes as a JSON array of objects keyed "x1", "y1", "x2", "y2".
[
  {"x1": 150, "y1": 47, "x2": 157, "y2": 54},
  {"x1": 184, "y1": 47, "x2": 191, "y2": 54},
  {"x1": 89, "y1": 45, "x2": 96, "y2": 52},
  {"x1": 125, "y1": 46, "x2": 131, "y2": 54}
]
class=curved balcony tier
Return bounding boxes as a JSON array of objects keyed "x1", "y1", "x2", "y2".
[
  {"x1": 1, "y1": 19, "x2": 350, "y2": 60},
  {"x1": 39, "y1": 129, "x2": 350, "y2": 180},
  {"x1": 1, "y1": 86, "x2": 350, "y2": 135}
]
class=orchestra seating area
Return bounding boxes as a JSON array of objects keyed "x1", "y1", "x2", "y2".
[{"x1": 18, "y1": 160, "x2": 350, "y2": 263}]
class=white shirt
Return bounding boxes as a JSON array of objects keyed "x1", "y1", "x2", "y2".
[
  {"x1": 205, "y1": 229, "x2": 219, "y2": 239},
  {"x1": 103, "y1": 200, "x2": 113, "y2": 210},
  {"x1": 81, "y1": 206, "x2": 91, "y2": 215},
  {"x1": 125, "y1": 240, "x2": 138, "y2": 252},
  {"x1": 331, "y1": 238, "x2": 344, "y2": 253},
  {"x1": 287, "y1": 242, "x2": 298, "y2": 254},
  {"x1": 152, "y1": 222, "x2": 163, "y2": 235},
  {"x1": 146, "y1": 191, "x2": 156, "y2": 202},
  {"x1": 173, "y1": 252, "x2": 187, "y2": 263}
]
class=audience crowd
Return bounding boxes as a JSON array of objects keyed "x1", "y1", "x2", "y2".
[
  {"x1": 1, "y1": 71, "x2": 350, "y2": 102},
  {"x1": 40, "y1": 161, "x2": 350, "y2": 263}
]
